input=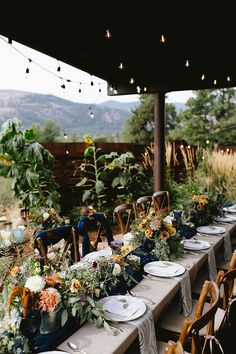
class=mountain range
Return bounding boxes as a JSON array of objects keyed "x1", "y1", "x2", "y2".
[{"x1": 0, "y1": 90, "x2": 185, "y2": 136}]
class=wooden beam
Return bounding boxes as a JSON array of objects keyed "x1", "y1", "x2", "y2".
[{"x1": 153, "y1": 92, "x2": 165, "y2": 192}]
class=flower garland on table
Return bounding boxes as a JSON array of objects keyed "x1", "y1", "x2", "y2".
[{"x1": 130, "y1": 209, "x2": 184, "y2": 261}]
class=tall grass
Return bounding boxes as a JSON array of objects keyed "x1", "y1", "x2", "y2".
[{"x1": 198, "y1": 150, "x2": 236, "y2": 201}]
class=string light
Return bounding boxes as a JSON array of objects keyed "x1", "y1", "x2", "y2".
[
  {"x1": 57, "y1": 60, "x2": 61, "y2": 72},
  {"x1": 118, "y1": 62, "x2": 124, "y2": 70},
  {"x1": 160, "y1": 34, "x2": 166, "y2": 43},
  {"x1": 105, "y1": 29, "x2": 112, "y2": 39},
  {"x1": 25, "y1": 58, "x2": 32, "y2": 74},
  {"x1": 201, "y1": 74, "x2": 205, "y2": 80},
  {"x1": 129, "y1": 77, "x2": 134, "y2": 84},
  {"x1": 143, "y1": 86, "x2": 147, "y2": 92},
  {"x1": 66, "y1": 150, "x2": 69, "y2": 155},
  {"x1": 136, "y1": 86, "x2": 141, "y2": 93},
  {"x1": 187, "y1": 145, "x2": 191, "y2": 149},
  {"x1": 227, "y1": 76, "x2": 230, "y2": 82},
  {"x1": 214, "y1": 79, "x2": 217, "y2": 85},
  {"x1": 185, "y1": 59, "x2": 190, "y2": 67}
]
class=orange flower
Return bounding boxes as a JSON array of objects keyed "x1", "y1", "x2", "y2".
[
  {"x1": 70, "y1": 279, "x2": 82, "y2": 293},
  {"x1": 165, "y1": 223, "x2": 176, "y2": 236},
  {"x1": 111, "y1": 254, "x2": 123, "y2": 264},
  {"x1": 160, "y1": 230, "x2": 170, "y2": 240},
  {"x1": 145, "y1": 228, "x2": 152, "y2": 238},
  {"x1": 45, "y1": 274, "x2": 63, "y2": 288}
]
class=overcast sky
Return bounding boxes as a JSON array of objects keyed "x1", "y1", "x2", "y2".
[{"x1": 0, "y1": 35, "x2": 193, "y2": 105}]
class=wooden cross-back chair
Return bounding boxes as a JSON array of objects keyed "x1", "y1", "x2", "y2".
[
  {"x1": 163, "y1": 340, "x2": 184, "y2": 354},
  {"x1": 158, "y1": 281, "x2": 222, "y2": 354},
  {"x1": 34, "y1": 225, "x2": 79, "y2": 267},
  {"x1": 136, "y1": 196, "x2": 153, "y2": 217},
  {"x1": 152, "y1": 190, "x2": 170, "y2": 215},
  {"x1": 76, "y1": 212, "x2": 114, "y2": 257},
  {"x1": 113, "y1": 203, "x2": 136, "y2": 235}
]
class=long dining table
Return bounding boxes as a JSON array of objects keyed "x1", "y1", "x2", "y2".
[{"x1": 57, "y1": 221, "x2": 236, "y2": 354}]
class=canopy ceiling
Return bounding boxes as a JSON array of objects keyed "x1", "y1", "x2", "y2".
[{"x1": 0, "y1": 3, "x2": 236, "y2": 96}]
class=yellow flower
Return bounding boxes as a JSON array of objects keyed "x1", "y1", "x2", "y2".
[
  {"x1": 10, "y1": 266, "x2": 20, "y2": 277},
  {"x1": 120, "y1": 244, "x2": 133, "y2": 256},
  {"x1": 70, "y1": 279, "x2": 82, "y2": 293},
  {"x1": 160, "y1": 230, "x2": 170, "y2": 240},
  {"x1": 84, "y1": 135, "x2": 93, "y2": 145},
  {"x1": 0, "y1": 154, "x2": 12, "y2": 167},
  {"x1": 165, "y1": 223, "x2": 176, "y2": 236}
]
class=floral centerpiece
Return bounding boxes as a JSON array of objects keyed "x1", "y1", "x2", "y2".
[
  {"x1": 0, "y1": 250, "x2": 136, "y2": 353},
  {"x1": 182, "y1": 193, "x2": 225, "y2": 227},
  {"x1": 130, "y1": 209, "x2": 184, "y2": 261},
  {"x1": 29, "y1": 207, "x2": 64, "y2": 230}
]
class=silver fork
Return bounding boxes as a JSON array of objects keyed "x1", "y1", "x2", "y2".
[{"x1": 127, "y1": 290, "x2": 155, "y2": 305}]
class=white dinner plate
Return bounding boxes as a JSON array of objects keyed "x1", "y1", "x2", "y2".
[
  {"x1": 183, "y1": 239, "x2": 210, "y2": 250},
  {"x1": 196, "y1": 226, "x2": 226, "y2": 234},
  {"x1": 214, "y1": 215, "x2": 236, "y2": 223},
  {"x1": 223, "y1": 205, "x2": 236, "y2": 213},
  {"x1": 39, "y1": 351, "x2": 69, "y2": 354},
  {"x1": 144, "y1": 261, "x2": 185, "y2": 277},
  {"x1": 98, "y1": 295, "x2": 146, "y2": 322}
]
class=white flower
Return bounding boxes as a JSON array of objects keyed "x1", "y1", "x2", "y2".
[
  {"x1": 25, "y1": 275, "x2": 45, "y2": 293},
  {"x1": 43, "y1": 212, "x2": 50, "y2": 220},
  {"x1": 112, "y1": 263, "x2": 121, "y2": 276},
  {"x1": 3, "y1": 239, "x2": 11, "y2": 247}
]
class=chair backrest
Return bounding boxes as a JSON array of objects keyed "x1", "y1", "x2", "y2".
[
  {"x1": 221, "y1": 267, "x2": 236, "y2": 310},
  {"x1": 164, "y1": 340, "x2": 184, "y2": 354},
  {"x1": 227, "y1": 249, "x2": 236, "y2": 271},
  {"x1": 34, "y1": 225, "x2": 79, "y2": 266},
  {"x1": 152, "y1": 191, "x2": 170, "y2": 215},
  {"x1": 77, "y1": 212, "x2": 113, "y2": 255},
  {"x1": 136, "y1": 196, "x2": 153, "y2": 216},
  {"x1": 189, "y1": 281, "x2": 219, "y2": 354},
  {"x1": 113, "y1": 203, "x2": 136, "y2": 235}
]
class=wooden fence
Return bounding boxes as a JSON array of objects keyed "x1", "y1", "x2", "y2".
[{"x1": 42, "y1": 142, "x2": 147, "y2": 213}]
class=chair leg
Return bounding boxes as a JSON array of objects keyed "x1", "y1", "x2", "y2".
[
  {"x1": 36, "y1": 237, "x2": 48, "y2": 266},
  {"x1": 71, "y1": 227, "x2": 79, "y2": 263}
]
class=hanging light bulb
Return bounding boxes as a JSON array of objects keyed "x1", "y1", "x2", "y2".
[
  {"x1": 160, "y1": 34, "x2": 166, "y2": 43},
  {"x1": 105, "y1": 29, "x2": 112, "y2": 39},
  {"x1": 64, "y1": 133, "x2": 68, "y2": 139},
  {"x1": 109, "y1": 85, "x2": 114, "y2": 92},
  {"x1": 90, "y1": 111, "x2": 94, "y2": 118},
  {"x1": 57, "y1": 60, "x2": 61, "y2": 72},
  {"x1": 118, "y1": 62, "x2": 124, "y2": 70},
  {"x1": 227, "y1": 76, "x2": 230, "y2": 82},
  {"x1": 25, "y1": 58, "x2": 32, "y2": 75},
  {"x1": 185, "y1": 59, "x2": 190, "y2": 67},
  {"x1": 66, "y1": 150, "x2": 69, "y2": 155},
  {"x1": 201, "y1": 74, "x2": 205, "y2": 80},
  {"x1": 143, "y1": 86, "x2": 147, "y2": 92},
  {"x1": 129, "y1": 77, "x2": 134, "y2": 84},
  {"x1": 213, "y1": 79, "x2": 217, "y2": 85},
  {"x1": 136, "y1": 86, "x2": 141, "y2": 93}
]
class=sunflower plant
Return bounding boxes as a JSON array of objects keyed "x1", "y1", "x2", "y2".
[{"x1": 130, "y1": 208, "x2": 184, "y2": 261}]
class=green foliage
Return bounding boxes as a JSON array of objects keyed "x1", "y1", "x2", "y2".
[
  {"x1": 0, "y1": 176, "x2": 16, "y2": 207},
  {"x1": 31, "y1": 120, "x2": 61, "y2": 142},
  {"x1": 0, "y1": 118, "x2": 61, "y2": 211},
  {"x1": 169, "y1": 88, "x2": 236, "y2": 146},
  {"x1": 122, "y1": 94, "x2": 178, "y2": 143}
]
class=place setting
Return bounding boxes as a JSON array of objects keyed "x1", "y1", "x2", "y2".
[
  {"x1": 196, "y1": 225, "x2": 226, "y2": 235},
  {"x1": 97, "y1": 295, "x2": 146, "y2": 322},
  {"x1": 182, "y1": 239, "x2": 211, "y2": 251},
  {"x1": 223, "y1": 205, "x2": 236, "y2": 213},
  {"x1": 143, "y1": 261, "x2": 185, "y2": 278},
  {"x1": 214, "y1": 214, "x2": 236, "y2": 223}
]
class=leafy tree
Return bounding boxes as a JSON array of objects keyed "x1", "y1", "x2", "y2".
[
  {"x1": 169, "y1": 88, "x2": 236, "y2": 146},
  {"x1": 31, "y1": 120, "x2": 61, "y2": 142},
  {"x1": 122, "y1": 94, "x2": 178, "y2": 143}
]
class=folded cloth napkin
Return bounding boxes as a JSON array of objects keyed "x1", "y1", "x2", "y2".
[
  {"x1": 178, "y1": 270, "x2": 192, "y2": 317},
  {"x1": 203, "y1": 247, "x2": 217, "y2": 281},
  {"x1": 129, "y1": 307, "x2": 158, "y2": 354},
  {"x1": 103, "y1": 298, "x2": 141, "y2": 317},
  {"x1": 223, "y1": 230, "x2": 232, "y2": 261}
]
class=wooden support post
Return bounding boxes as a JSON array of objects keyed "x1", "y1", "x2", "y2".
[{"x1": 153, "y1": 92, "x2": 166, "y2": 192}]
